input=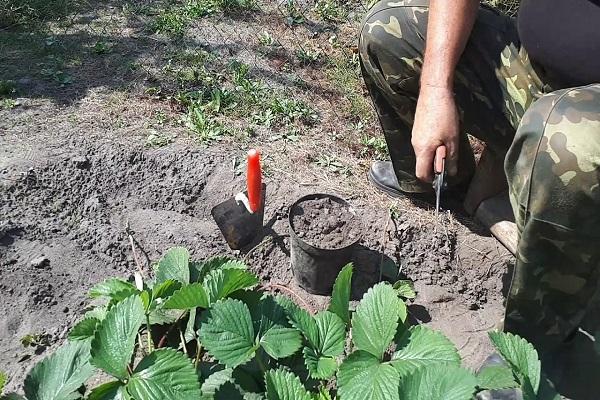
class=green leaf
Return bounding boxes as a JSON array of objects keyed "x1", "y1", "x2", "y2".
[
  {"x1": 191, "y1": 257, "x2": 237, "y2": 283},
  {"x1": 91, "y1": 295, "x2": 145, "y2": 380},
  {"x1": 264, "y1": 369, "x2": 311, "y2": 400},
  {"x1": 152, "y1": 279, "x2": 181, "y2": 302},
  {"x1": 351, "y1": 283, "x2": 403, "y2": 359},
  {"x1": 199, "y1": 299, "x2": 257, "y2": 367},
  {"x1": 337, "y1": 351, "x2": 399, "y2": 400},
  {"x1": 477, "y1": 365, "x2": 519, "y2": 391},
  {"x1": 489, "y1": 331, "x2": 541, "y2": 394},
  {"x1": 0, "y1": 371, "x2": 6, "y2": 394},
  {"x1": 127, "y1": 348, "x2": 202, "y2": 400},
  {"x1": 398, "y1": 364, "x2": 477, "y2": 400},
  {"x1": 156, "y1": 247, "x2": 190, "y2": 285},
  {"x1": 163, "y1": 283, "x2": 209, "y2": 309},
  {"x1": 24, "y1": 340, "x2": 94, "y2": 400},
  {"x1": 276, "y1": 296, "x2": 318, "y2": 347},
  {"x1": 314, "y1": 311, "x2": 345, "y2": 356},
  {"x1": 68, "y1": 318, "x2": 100, "y2": 341},
  {"x1": 303, "y1": 347, "x2": 337, "y2": 380},
  {"x1": 204, "y1": 268, "x2": 258, "y2": 304},
  {"x1": 184, "y1": 308, "x2": 197, "y2": 343},
  {"x1": 328, "y1": 264, "x2": 353, "y2": 325},
  {"x1": 87, "y1": 381, "x2": 130, "y2": 400},
  {"x1": 260, "y1": 326, "x2": 302, "y2": 359},
  {"x1": 200, "y1": 368, "x2": 234, "y2": 399},
  {"x1": 393, "y1": 280, "x2": 416, "y2": 299},
  {"x1": 90, "y1": 279, "x2": 137, "y2": 300},
  {"x1": 390, "y1": 325, "x2": 461, "y2": 377}
]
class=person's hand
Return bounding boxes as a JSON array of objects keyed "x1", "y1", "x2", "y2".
[{"x1": 411, "y1": 85, "x2": 460, "y2": 183}]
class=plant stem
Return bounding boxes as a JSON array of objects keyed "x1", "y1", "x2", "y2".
[
  {"x1": 194, "y1": 339, "x2": 202, "y2": 368},
  {"x1": 255, "y1": 349, "x2": 268, "y2": 374},
  {"x1": 157, "y1": 310, "x2": 187, "y2": 348},
  {"x1": 179, "y1": 329, "x2": 188, "y2": 355},
  {"x1": 146, "y1": 314, "x2": 153, "y2": 353}
]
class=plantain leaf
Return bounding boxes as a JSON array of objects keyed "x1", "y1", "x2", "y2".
[
  {"x1": 126, "y1": 348, "x2": 201, "y2": 400},
  {"x1": 328, "y1": 264, "x2": 353, "y2": 325},
  {"x1": 398, "y1": 364, "x2": 477, "y2": 400},
  {"x1": 390, "y1": 325, "x2": 461, "y2": 377},
  {"x1": 337, "y1": 351, "x2": 399, "y2": 400},
  {"x1": 156, "y1": 247, "x2": 190, "y2": 285},
  {"x1": 477, "y1": 365, "x2": 519, "y2": 391},
  {"x1": 204, "y1": 268, "x2": 258, "y2": 305},
  {"x1": 68, "y1": 318, "x2": 100, "y2": 341},
  {"x1": 264, "y1": 369, "x2": 312, "y2": 400},
  {"x1": 24, "y1": 340, "x2": 94, "y2": 400},
  {"x1": 489, "y1": 331, "x2": 541, "y2": 394},
  {"x1": 351, "y1": 283, "x2": 404, "y2": 360},
  {"x1": 199, "y1": 299, "x2": 257, "y2": 368},
  {"x1": 91, "y1": 295, "x2": 145, "y2": 380},
  {"x1": 163, "y1": 283, "x2": 209, "y2": 310}
]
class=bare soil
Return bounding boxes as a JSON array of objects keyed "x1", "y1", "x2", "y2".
[
  {"x1": 0, "y1": 0, "x2": 513, "y2": 393},
  {"x1": 291, "y1": 196, "x2": 360, "y2": 249}
]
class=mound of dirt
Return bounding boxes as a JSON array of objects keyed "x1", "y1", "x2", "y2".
[{"x1": 290, "y1": 197, "x2": 361, "y2": 249}]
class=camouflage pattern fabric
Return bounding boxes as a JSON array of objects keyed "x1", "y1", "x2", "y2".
[{"x1": 360, "y1": 0, "x2": 600, "y2": 395}]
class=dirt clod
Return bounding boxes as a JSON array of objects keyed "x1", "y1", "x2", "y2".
[{"x1": 291, "y1": 197, "x2": 360, "y2": 249}]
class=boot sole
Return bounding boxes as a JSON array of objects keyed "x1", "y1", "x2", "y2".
[{"x1": 367, "y1": 169, "x2": 404, "y2": 198}]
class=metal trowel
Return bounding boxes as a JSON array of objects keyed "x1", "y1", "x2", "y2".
[{"x1": 211, "y1": 149, "x2": 265, "y2": 250}]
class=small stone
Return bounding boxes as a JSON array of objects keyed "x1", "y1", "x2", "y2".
[
  {"x1": 62, "y1": 307, "x2": 69, "y2": 313},
  {"x1": 71, "y1": 156, "x2": 90, "y2": 169},
  {"x1": 30, "y1": 256, "x2": 50, "y2": 269}
]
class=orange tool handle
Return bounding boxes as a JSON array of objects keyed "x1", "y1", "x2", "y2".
[
  {"x1": 434, "y1": 145, "x2": 447, "y2": 174},
  {"x1": 247, "y1": 149, "x2": 262, "y2": 213}
]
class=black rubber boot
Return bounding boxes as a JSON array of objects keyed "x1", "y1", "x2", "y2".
[{"x1": 367, "y1": 161, "x2": 404, "y2": 198}]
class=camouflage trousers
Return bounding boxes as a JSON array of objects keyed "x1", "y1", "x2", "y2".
[{"x1": 360, "y1": 0, "x2": 600, "y2": 394}]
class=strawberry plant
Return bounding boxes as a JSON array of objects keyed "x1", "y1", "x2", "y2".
[{"x1": 3, "y1": 247, "x2": 557, "y2": 400}]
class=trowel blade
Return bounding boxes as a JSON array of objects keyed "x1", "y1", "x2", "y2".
[{"x1": 211, "y1": 184, "x2": 265, "y2": 250}]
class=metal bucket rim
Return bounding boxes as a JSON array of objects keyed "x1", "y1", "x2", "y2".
[{"x1": 288, "y1": 193, "x2": 362, "y2": 252}]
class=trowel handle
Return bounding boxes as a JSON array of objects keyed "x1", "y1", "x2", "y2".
[
  {"x1": 434, "y1": 145, "x2": 447, "y2": 174},
  {"x1": 247, "y1": 149, "x2": 262, "y2": 213}
]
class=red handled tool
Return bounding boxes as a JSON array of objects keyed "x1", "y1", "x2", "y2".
[
  {"x1": 432, "y1": 145, "x2": 447, "y2": 220},
  {"x1": 247, "y1": 149, "x2": 262, "y2": 213},
  {"x1": 211, "y1": 148, "x2": 266, "y2": 250}
]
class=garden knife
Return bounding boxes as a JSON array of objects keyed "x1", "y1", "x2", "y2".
[{"x1": 432, "y1": 145, "x2": 447, "y2": 220}]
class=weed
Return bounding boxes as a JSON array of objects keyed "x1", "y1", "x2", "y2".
[
  {"x1": 258, "y1": 31, "x2": 279, "y2": 48},
  {"x1": 0, "y1": 80, "x2": 16, "y2": 97},
  {"x1": 186, "y1": 101, "x2": 227, "y2": 142},
  {"x1": 296, "y1": 45, "x2": 322, "y2": 65},
  {"x1": 281, "y1": 0, "x2": 305, "y2": 25},
  {"x1": 20, "y1": 333, "x2": 50, "y2": 348},
  {"x1": 92, "y1": 40, "x2": 112, "y2": 55},
  {"x1": 11, "y1": 248, "x2": 552, "y2": 400},
  {"x1": 326, "y1": 52, "x2": 374, "y2": 120},
  {"x1": 38, "y1": 55, "x2": 72, "y2": 85},
  {"x1": 0, "y1": 0, "x2": 77, "y2": 26},
  {"x1": 360, "y1": 135, "x2": 388, "y2": 159},
  {"x1": 1, "y1": 98, "x2": 17, "y2": 109},
  {"x1": 145, "y1": 131, "x2": 174, "y2": 148},
  {"x1": 315, "y1": 154, "x2": 352, "y2": 176},
  {"x1": 270, "y1": 128, "x2": 300, "y2": 143},
  {"x1": 314, "y1": 0, "x2": 346, "y2": 22},
  {"x1": 152, "y1": 8, "x2": 189, "y2": 36}
]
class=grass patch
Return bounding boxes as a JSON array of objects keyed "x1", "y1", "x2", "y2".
[
  {"x1": 314, "y1": 0, "x2": 348, "y2": 22},
  {"x1": 0, "y1": 0, "x2": 79, "y2": 27},
  {"x1": 151, "y1": 0, "x2": 257, "y2": 36},
  {"x1": 326, "y1": 51, "x2": 373, "y2": 122}
]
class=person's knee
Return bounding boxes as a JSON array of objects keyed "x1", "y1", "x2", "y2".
[
  {"x1": 359, "y1": 1, "x2": 428, "y2": 80},
  {"x1": 506, "y1": 85, "x2": 600, "y2": 227}
]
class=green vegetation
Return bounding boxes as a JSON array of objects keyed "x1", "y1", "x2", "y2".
[
  {"x1": 314, "y1": 0, "x2": 347, "y2": 22},
  {"x1": 0, "y1": 0, "x2": 78, "y2": 26},
  {"x1": 152, "y1": 0, "x2": 256, "y2": 36},
  {"x1": 326, "y1": 52, "x2": 374, "y2": 122},
  {"x1": 315, "y1": 154, "x2": 352, "y2": 176},
  {"x1": 4, "y1": 247, "x2": 556, "y2": 399}
]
